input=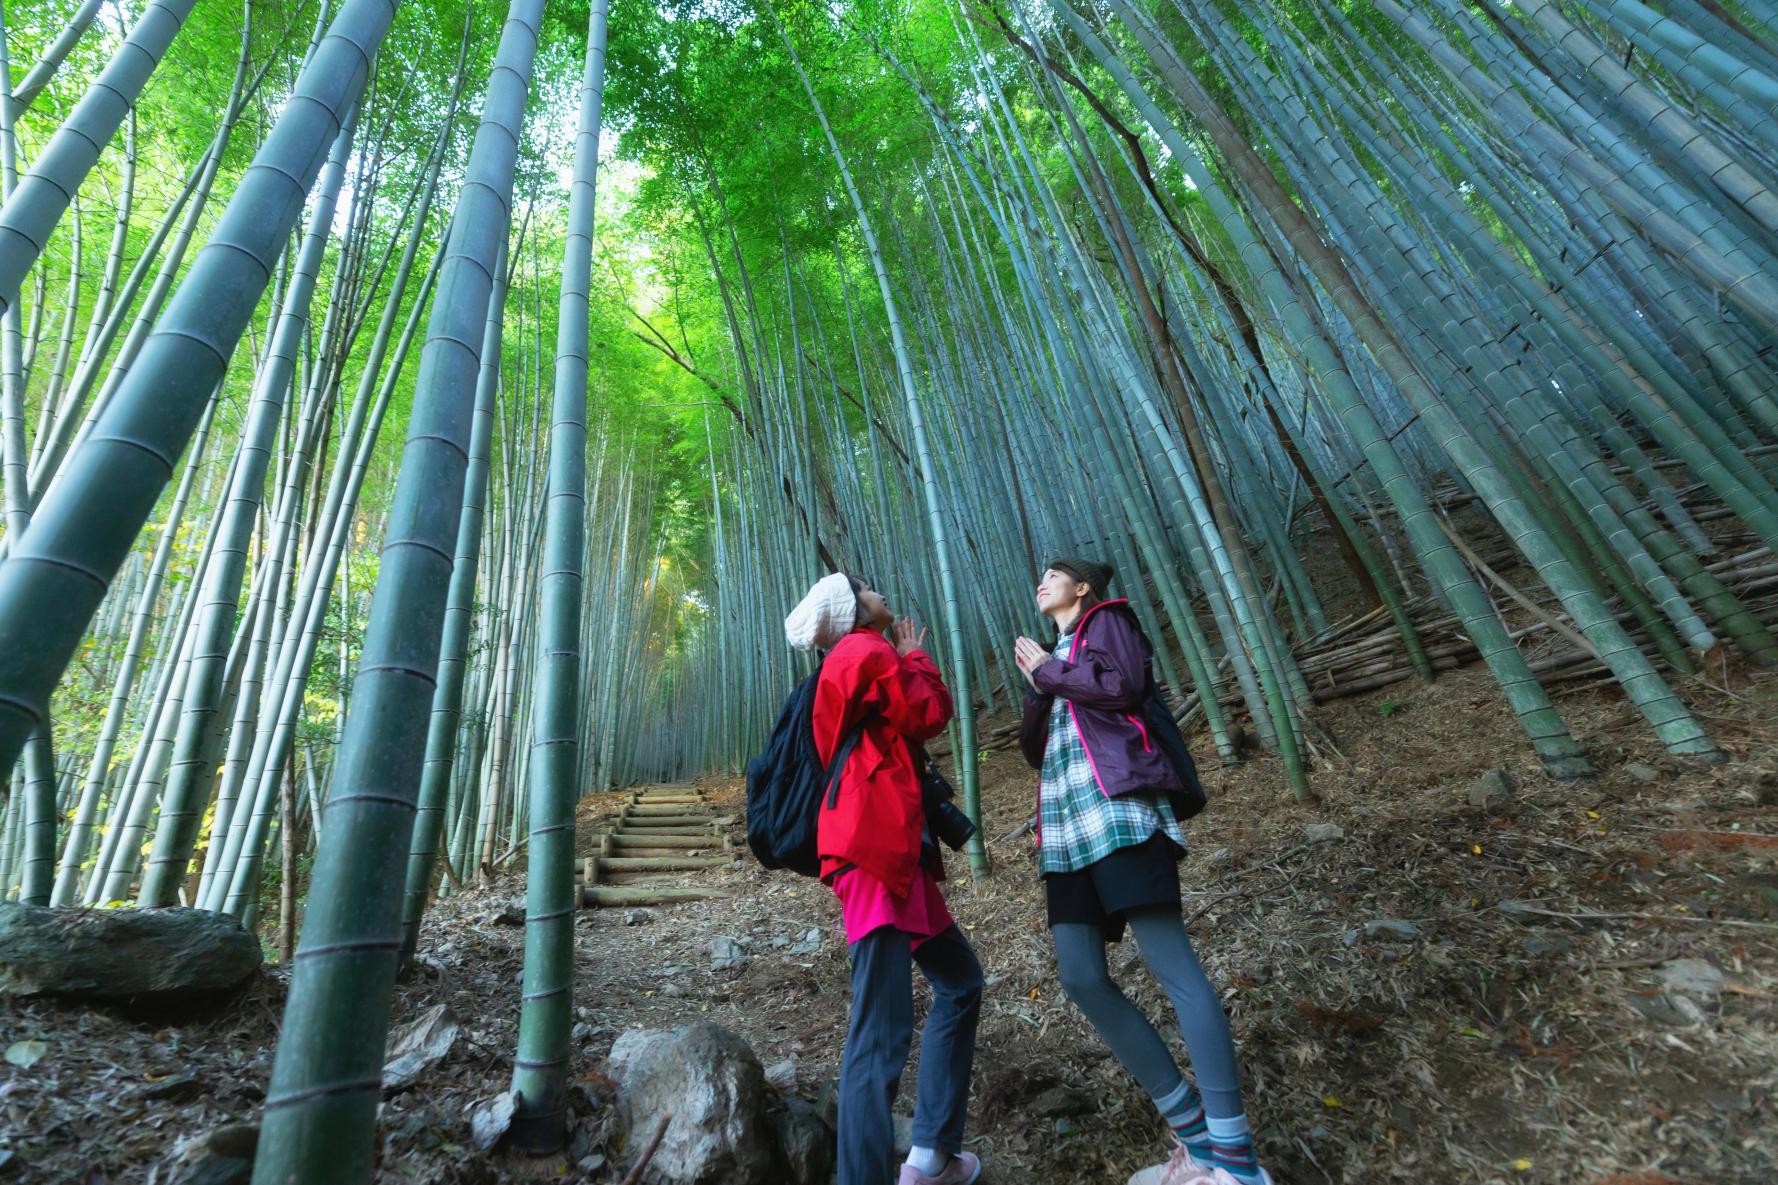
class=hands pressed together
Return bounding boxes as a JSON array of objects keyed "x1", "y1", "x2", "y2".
[{"x1": 1013, "y1": 635, "x2": 1049, "y2": 691}]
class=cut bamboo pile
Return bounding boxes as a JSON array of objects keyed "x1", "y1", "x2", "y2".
[
  {"x1": 935, "y1": 540, "x2": 1778, "y2": 760},
  {"x1": 578, "y1": 784, "x2": 739, "y2": 908},
  {"x1": 1176, "y1": 544, "x2": 1778, "y2": 728}
]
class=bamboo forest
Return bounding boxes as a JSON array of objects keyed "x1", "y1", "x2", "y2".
[{"x1": 2, "y1": 0, "x2": 1777, "y2": 1180}]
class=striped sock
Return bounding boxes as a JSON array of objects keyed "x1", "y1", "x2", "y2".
[
  {"x1": 1153, "y1": 1079, "x2": 1213, "y2": 1164},
  {"x1": 1206, "y1": 1112, "x2": 1261, "y2": 1183}
]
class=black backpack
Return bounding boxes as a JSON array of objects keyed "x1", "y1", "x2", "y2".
[
  {"x1": 1142, "y1": 695, "x2": 1208, "y2": 820},
  {"x1": 745, "y1": 667, "x2": 869, "y2": 876}
]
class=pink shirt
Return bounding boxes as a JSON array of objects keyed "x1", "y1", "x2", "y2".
[{"x1": 830, "y1": 863, "x2": 954, "y2": 949}]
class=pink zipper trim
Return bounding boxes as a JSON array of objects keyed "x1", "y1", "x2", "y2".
[
  {"x1": 1060, "y1": 599, "x2": 1130, "y2": 801},
  {"x1": 1126, "y1": 713, "x2": 1152, "y2": 753}
]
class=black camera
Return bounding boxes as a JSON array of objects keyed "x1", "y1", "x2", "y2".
[
  {"x1": 915, "y1": 746, "x2": 978, "y2": 852},
  {"x1": 925, "y1": 795, "x2": 977, "y2": 851}
]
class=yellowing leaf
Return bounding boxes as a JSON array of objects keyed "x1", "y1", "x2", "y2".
[
  {"x1": 1511, "y1": 1159, "x2": 1533, "y2": 1172},
  {"x1": 1472, "y1": 844, "x2": 1483, "y2": 855},
  {"x1": 1586, "y1": 810, "x2": 1600, "y2": 819},
  {"x1": 1322, "y1": 1094, "x2": 1342, "y2": 1108}
]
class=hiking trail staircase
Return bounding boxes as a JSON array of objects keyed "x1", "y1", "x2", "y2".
[{"x1": 578, "y1": 784, "x2": 739, "y2": 908}]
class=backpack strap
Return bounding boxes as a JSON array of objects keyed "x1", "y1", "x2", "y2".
[{"x1": 822, "y1": 711, "x2": 874, "y2": 810}]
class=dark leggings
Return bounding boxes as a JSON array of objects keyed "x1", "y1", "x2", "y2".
[{"x1": 1051, "y1": 906, "x2": 1244, "y2": 1116}]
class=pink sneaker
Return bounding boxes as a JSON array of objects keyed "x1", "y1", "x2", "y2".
[
  {"x1": 897, "y1": 1150, "x2": 982, "y2": 1185},
  {"x1": 1127, "y1": 1146, "x2": 1279, "y2": 1185},
  {"x1": 1127, "y1": 1146, "x2": 1219, "y2": 1185}
]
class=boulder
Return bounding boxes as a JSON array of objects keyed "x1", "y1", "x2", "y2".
[
  {"x1": 1303, "y1": 822, "x2": 1344, "y2": 844},
  {"x1": 773, "y1": 1099, "x2": 834, "y2": 1185},
  {"x1": 1467, "y1": 769, "x2": 1514, "y2": 814},
  {"x1": 0, "y1": 905, "x2": 260, "y2": 1004},
  {"x1": 609, "y1": 1023, "x2": 774, "y2": 1184}
]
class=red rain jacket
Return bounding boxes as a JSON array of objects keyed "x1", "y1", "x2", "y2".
[{"x1": 812, "y1": 628, "x2": 954, "y2": 896}]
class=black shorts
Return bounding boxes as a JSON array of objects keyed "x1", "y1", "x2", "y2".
[{"x1": 1043, "y1": 832, "x2": 1184, "y2": 942}]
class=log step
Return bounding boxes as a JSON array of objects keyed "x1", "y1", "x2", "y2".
[
  {"x1": 629, "y1": 803, "x2": 710, "y2": 816},
  {"x1": 582, "y1": 885, "x2": 728, "y2": 907},
  {"x1": 597, "y1": 825, "x2": 721, "y2": 843},
  {"x1": 597, "y1": 856, "x2": 729, "y2": 873},
  {"x1": 618, "y1": 827, "x2": 715, "y2": 837}
]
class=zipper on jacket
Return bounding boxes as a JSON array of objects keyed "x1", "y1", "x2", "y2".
[{"x1": 1126, "y1": 713, "x2": 1153, "y2": 753}]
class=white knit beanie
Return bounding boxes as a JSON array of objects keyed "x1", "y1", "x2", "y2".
[{"x1": 785, "y1": 572, "x2": 858, "y2": 652}]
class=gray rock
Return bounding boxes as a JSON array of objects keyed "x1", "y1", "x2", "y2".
[
  {"x1": 1303, "y1": 822, "x2": 1345, "y2": 844},
  {"x1": 773, "y1": 1099, "x2": 834, "y2": 1185},
  {"x1": 786, "y1": 928, "x2": 822, "y2": 957},
  {"x1": 157, "y1": 1124, "x2": 258, "y2": 1185},
  {"x1": 765, "y1": 1056, "x2": 798, "y2": 1093},
  {"x1": 893, "y1": 1113, "x2": 914, "y2": 1158},
  {"x1": 706, "y1": 937, "x2": 749, "y2": 972},
  {"x1": 1028, "y1": 1085, "x2": 1094, "y2": 1117},
  {"x1": 1625, "y1": 762, "x2": 1660, "y2": 784},
  {"x1": 1467, "y1": 769, "x2": 1514, "y2": 814},
  {"x1": 491, "y1": 900, "x2": 527, "y2": 926},
  {"x1": 1625, "y1": 991, "x2": 1705, "y2": 1028},
  {"x1": 0, "y1": 904, "x2": 260, "y2": 1003},
  {"x1": 572, "y1": 1022, "x2": 595, "y2": 1044},
  {"x1": 609, "y1": 1024, "x2": 774, "y2": 1184},
  {"x1": 1362, "y1": 919, "x2": 1421, "y2": 942},
  {"x1": 624, "y1": 909, "x2": 655, "y2": 926},
  {"x1": 1659, "y1": 957, "x2": 1726, "y2": 999},
  {"x1": 661, "y1": 982, "x2": 688, "y2": 998},
  {"x1": 1520, "y1": 936, "x2": 1568, "y2": 958}
]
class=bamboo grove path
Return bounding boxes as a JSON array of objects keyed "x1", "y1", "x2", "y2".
[{"x1": 576, "y1": 784, "x2": 740, "y2": 910}]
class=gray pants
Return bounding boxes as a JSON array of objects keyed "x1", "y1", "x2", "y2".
[
  {"x1": 838, "y1": 924, "x2": 983, "y2": 1185},
  {"x1": 1052, "y1": 907, "x2": 1245, "y2": 1116}
]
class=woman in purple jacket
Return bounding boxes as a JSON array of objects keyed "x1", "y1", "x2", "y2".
[{"x1": 1015, "y1": 559, "x2": 1270, "y2": 1185}]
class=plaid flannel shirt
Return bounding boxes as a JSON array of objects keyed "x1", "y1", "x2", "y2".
[{"x1": 1038, "y1": 632, "x2": 1183, "y2": 874}]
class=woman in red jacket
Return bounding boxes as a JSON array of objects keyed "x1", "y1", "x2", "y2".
[{"x1": 786, "y1": 572, "x2": 984, "y2": 1185}]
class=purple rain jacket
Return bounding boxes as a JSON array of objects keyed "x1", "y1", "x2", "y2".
[{"x1": 1018, "y1": 599, "x2": 1184, "y2": 799}]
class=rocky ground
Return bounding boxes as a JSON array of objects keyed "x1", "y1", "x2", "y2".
[{"x1": 3, "y1": 659, "x2": 1776, "y2": 1185}]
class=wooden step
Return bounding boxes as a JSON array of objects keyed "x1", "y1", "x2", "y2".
[
  {"x1": 611, "y1": 830, "x2": 718, "y2": 841},
  {"x1": 596, "y1": 856, "x2": 730, "y2": 873},
  {"x1": 582, "y1": 885, "x2": 729, "y2": 907}
]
